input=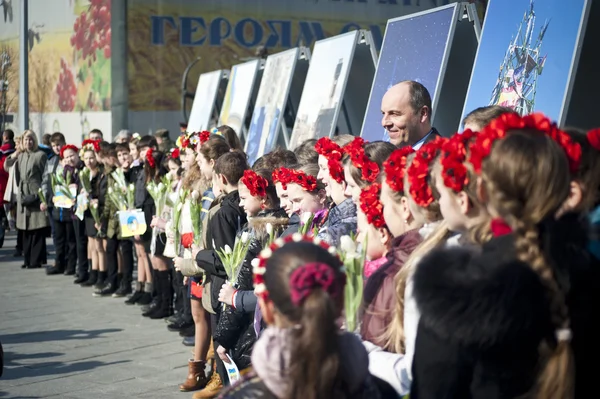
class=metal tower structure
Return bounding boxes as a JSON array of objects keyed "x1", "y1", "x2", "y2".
[{"x1": 489, "y1": 0, "x2": 549, "y2": 115}]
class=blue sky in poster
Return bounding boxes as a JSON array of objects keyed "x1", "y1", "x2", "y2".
[
  {"x1": 361, "y1": 5, "x2": 455, "y2": 142},
  {"x1": 462, "y1": 0, "x2": 587, "y2": 125}
]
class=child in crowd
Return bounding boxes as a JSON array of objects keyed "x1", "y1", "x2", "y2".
[{"x1": 286, "y1": 164, "x2": 329, "y2": 234}]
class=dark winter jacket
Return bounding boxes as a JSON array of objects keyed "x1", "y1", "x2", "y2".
[
  {"x1": 195, "y1": 190, "x2": 247, "y2": 313},
  {"x1": 360, "y1": 229, "x2": 422, "y2": 348},
  {"x1": 281, "y1": 212, "x2": 300, "y2": 237},
  {"x1": 214, "y1": 208, "x2": 288, "y2": 369},
  {"x1": 410, "y1": 214, "x2": 599, "y2": 399},
  {"x1": 319, "y1": 197, "x2": 357, "y2": 246}
]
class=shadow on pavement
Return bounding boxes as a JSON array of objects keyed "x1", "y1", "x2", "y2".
[
  {"x1": 1, "y1": 359, "x2": 129, "y2": 381},
  {"x1": 0, "y1": 329, "x2": 122, "y2": 344}
]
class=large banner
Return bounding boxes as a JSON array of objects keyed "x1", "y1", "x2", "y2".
[{"x1": 0, "y1": 0, "x2": 111, "y2": 141}]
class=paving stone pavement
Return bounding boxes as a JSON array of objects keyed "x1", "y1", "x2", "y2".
[{"x1": 0, "y1": 232, "x2": 193, "y2": 398}]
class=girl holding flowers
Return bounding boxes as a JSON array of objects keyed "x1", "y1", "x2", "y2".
[{"x1": 286, "y1": 164, "x2": 329, "y2": 235}]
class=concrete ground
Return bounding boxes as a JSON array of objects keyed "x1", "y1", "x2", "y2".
[{"x1": 0, "y1": 232, "x2": 193, "y2": 398}]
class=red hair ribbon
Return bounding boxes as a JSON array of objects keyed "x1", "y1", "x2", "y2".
[
  {"x1": 359, "y1": 183, "x2": 386, "y2": 228},
  {"x1": 315, "y1": 137, "x2": 344, "y2": 184},
  {"x1": 383, "y1": 146, "x2": 414, "y2": 193},
  {"x1": 289, "y1": 262, "x2": 341, "y2": 306},
  {"x1": 587, "y1": 128, "x2": 600, "y2": 151},
  {"x1": 407, "y1": 137, "x2": 447, "y2": 207},
  {"x1": 343, "y1": 137, "x2": 379, "y2": 183},
  {"x1": 60, "y1": 144, "x2": 79, "y2": 159},
  {"x1": 240, "y1": 169, "x2": 268, "y2": 198},
  {"x1": 272, "y1": 167, "x2": 293, "y2": 190},
  {"x1": 146, "y1": 147, "x2": 156, "y2": 168},
  {"x1": 490, "y1": 218, "x2": 512, "y2": 237},
  {"x1": 440, "y1": 129, "x2": 477, "y2": 193},
  {"x1": 288, "y1": 169, "x2": 318, "y2": 192},
  {"x1": 469, "y1": 113, "x2": 581, "y2": 174},
  {"x1": 253, "y1": 234, "x2": 340, "y2": 302}
]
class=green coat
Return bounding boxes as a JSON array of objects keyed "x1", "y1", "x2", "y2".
[{"x1": 14, "y1": 150, "x2": 49, "y2": 231}]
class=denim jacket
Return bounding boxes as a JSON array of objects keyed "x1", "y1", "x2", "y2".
[{"x1": 318, "y1": 197, "x2": 357, "y2": 246}]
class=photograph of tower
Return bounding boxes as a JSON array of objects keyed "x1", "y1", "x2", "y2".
[
  {"x1": 462, "y1": 0, "x2": 589, "y2": 126},
  {"x1": 219, "y1": 59, "x2": 260, "y2": 137},
  {"x1": 289, "y1": 31, "x2": 357, "y2": 149}
]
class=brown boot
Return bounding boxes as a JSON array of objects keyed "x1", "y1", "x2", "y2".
[
  {"x1": 192, "y1": 370, "x2": 223, "y2": 399},
  {"x1": 179, "y1": 359, "x2": 208, "y2": 392},
  {"x1": 206, "y1": 340, "x2": 215, "y2": 361}
]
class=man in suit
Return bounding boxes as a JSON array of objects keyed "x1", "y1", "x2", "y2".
[{"x1": 381, "y1": 80, "x2": 440, "y2": 149}]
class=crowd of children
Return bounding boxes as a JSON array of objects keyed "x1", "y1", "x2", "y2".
[{"x1": 2, "y1": 98, "x2": 599, "y2": 399}]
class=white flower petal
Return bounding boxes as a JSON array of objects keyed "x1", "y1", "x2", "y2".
[
  {"x1": 260, "y1": 248, "x2": 273, "y2": 259},
  {"x1": 266, "y1": 223, "x2": 273, "y2": 235},
  {"x1": 328, "y1": 246, "x2": 338, "y2": 255},
  {"x1": 254, "y1": 283, "x2": 266, "y2": 294},
  {"x1": 251, "y1": 258, "x2": 260, "y2": 267},
  {"x1": 274, "y1": 238, "x2": 285, "y2": 247},
  {"x1": 253, "y1": 266, "x2": 266, "y2": 275},
  {"x1": 292, "y1": 233, "x2": 303, "y2": 242}
]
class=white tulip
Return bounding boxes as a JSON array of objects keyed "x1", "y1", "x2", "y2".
[
  {"x1": 128, "y1": 184, "x2": 135, "y2": 191},
  {"x1": 340, "y1": 235, "x2": 357, "y2": 254},
  {"x1": 266, "y1": 223, "x2": 273, "y2": 236},
  {"x1": 108, "y1": 187, "x2": 113, "y2": 194},
  {"x1": 92, "y1": 202, "x2": 98, "y2": 209},
  {"x1": 191, "y1": 190, "x2": 200, "y2": 201},
  {"x1": 301, "y1": 212, "x2": 313, "y2": 224},
  {"x1": 157, "y1": 182, "x2": 165, "y2": 191},
  {"x1": 224, "y1": 245, "x2": 233, "y2": 255},
  {"x1": 241, "y1": 231, "x2": 250, "y2": 244}
]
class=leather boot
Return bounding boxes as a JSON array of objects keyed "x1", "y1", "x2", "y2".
[
  {"x1": 80, "y1": 270, "x2": 98, "y2": 286},
  {"x1": 137, "y1": 282, "x2": 153, "y2": 305},
  {"x1": 178, "y1": 359, "x2": 208, "y2": 392},
  {"x1": 192, "y1": 369, "x2": 223, "y2": 399},
  {"x1": 93, "y1": 271, "x2": 107, "y2": 290},
  {"x1": 125, "y1": 282, "x2": 144, "y2": 305},
  {"x1": 207, "y1": 340, "x2": 215, "y2": 361},
  {"x1": 150, "y1": 271, "x2": 174, "y2": 319}
]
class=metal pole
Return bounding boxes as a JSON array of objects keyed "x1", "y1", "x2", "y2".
[{"x1": 18, "y1": 0, "x2": 28, "y2": 133}]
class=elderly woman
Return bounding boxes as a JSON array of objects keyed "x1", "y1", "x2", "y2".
[{"x1": 5, "y1": 130, "x2": 48, "y2": 268}]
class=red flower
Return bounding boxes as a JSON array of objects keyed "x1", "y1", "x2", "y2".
[
  {"x1": 407, "y1": 137, "x2": 446, "y2": 207},
  {"x1": 440, "y1": 130, "x2": 477, "y2": 193},
  {"x1": 181, "y1": 232, "x2": 194, "y2": 249},
  {"x1": 146, "y1": 148, "x2": 156, "y2": 168},
  {"x1": 171, "y1": 148, "x2": 180, "y2": 159},
  {"x1": 60, "y1": 144, "x2": 79, "y2": 159},
  {"x1": 383, "y1": 146, "x2": 414, "y2": 193},
  {"x1": 469, "y1": 112, "x2": 581, "y2": 174},
  {"x1": 588, "y1": 128, "x2": 600, "y2": 151},
  {"x1": 315, "y1": 138, "x2": 344, "y2": 184},
  {"x1": 240, "y1": 169, "x2": 269, "y2": 198},
  {"x1": 342, "y1": 137, "x2": 379, "y2": 183},
  {"x1": 490, "y1": 218, "x2": 512, "y2": 237},
  {"x1": 272, "y1": 167, "x2": 293, "y2": 190},
  {"x1": 81, "y1": 138, "x2": 100, "y2": 153},
  {"x1": 289, "y1": 169, "x2": 317, "y2": 192},
  {"x1": 199, "y1": 130, "x2": 211, "y2": 144},
  {"x1": 359, "y1": 183, "x2": 386, "y2": 228}
]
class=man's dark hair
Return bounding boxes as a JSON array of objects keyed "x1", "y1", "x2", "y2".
[
  {"x1": 42, "y1": 133, "x2": 51, "y2": 146},
  {"x1": 3, "y1": 129, "x2": 14, "y2": 142},
  {"x1": 402, "y1": 80, "x2": 432, "y2": 121},
  {"x1": 50, "y1": 132, "x2": 66, "y2": 146},
  {"x1": 295, "y1": 139, "x2": 319, "y2": 166},
  {"x1": 89, "y1": 128, "x2": 103, "y2": 138},
  {"x1": 462, "y1": 105, "x2": 518, "y2": 130},
  {"x1": 214, "y1": 151, "x2": 249, "y2": 185}
]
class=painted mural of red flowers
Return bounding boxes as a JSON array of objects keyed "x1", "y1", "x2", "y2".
[{"x1": 56, "y1": 58, "x2": 77, "y2": 112}]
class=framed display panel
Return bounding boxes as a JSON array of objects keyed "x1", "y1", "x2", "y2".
[
  {"x1": 289, "y1": 30, "x2": 377, "y2": 149},
  {"x1": 245, "y1": 47, "x2": 310, "y2": 166},
  {"x1": 361, "y1": 2, "x2": 480, "y2": 142},
  {"x1": 218, "y1": 59, "x2": 263, "y2": 141},
  {"x1": 187, "y1": 69, "x2": 229, "y2": 132},
  {"x1": 461, "y1": 0, "x2": 591, "y2": 129}
]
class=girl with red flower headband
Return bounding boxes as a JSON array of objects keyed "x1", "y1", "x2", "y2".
[
  {"x1": 357, "y1": 183, "x2": 393, "y2": 278},
  {"x1": 343, "y1": 138, "x2": 396, "y2": 205},
  {"x1": 272, "y1": 167, "x2": 295, "y2": 217},
  {"x1": 433, "y1": 130, "x2": 491, "y2": 245},
  {"x1": 315, "y1": 135, "x2": 354, "y2": 205},
  {"x1": 410, "y1": 114, "x2": 596, "y2": 399},
  {"x1": 286, "y1": 164, "x2": 329, "y2": 235},
  {"x1": 222, "y1": 238, "x2": 393, "y2": 399},
  {"x1": 239, "y1": 169, "x2": 277, "y2": 217}
]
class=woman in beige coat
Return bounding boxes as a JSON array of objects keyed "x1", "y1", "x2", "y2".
[{"x1": 5, "y1": 130, "x2": 48, "y2": 268}]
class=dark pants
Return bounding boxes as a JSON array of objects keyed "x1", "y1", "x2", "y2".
[
  {"x1": 72, "y1": 218, "x2": 88, "y2": 277},
  {"x1": 173, "y1": 270, "x2": 192, "y2": 322},
  {"x1": 120, "y1": 239, "x2": 134, "y2": 284},
  {"x1": 106, "y1": 237, "x2": 119, "y2": 287},
  {"x1": 53, "y1": 219, "x2": 76, "y2": 272},
  {"x1": 16, "y1": 229, "x2": 23, "y2": 252},
  {"x1": 23, "y1": 228, "x2": 47, "y2": 267},
  {"x1": 47, "y1": 207, "x2": 57, "y2": 248}
]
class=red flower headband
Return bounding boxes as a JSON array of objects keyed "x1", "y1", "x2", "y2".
[
  {"x1": 272, "y1": 167, "x2": 293, "y2": 190},
  {"x1": 169, "y1": 148, "x2": 180, "y2": 159},
  {"x1": 383, "y1": 146, "x2": 414, "y2": 193},
  {"x1": 315, "y1": 137, "x2": 344, "y2": 184},
  {"x1": 587, "y1": 128, "x2": 600, "y2": 151},
  {"x1": 469, "y1": 113, "x2": 582, "y2": 174},
  {"x1": 440, "y1": 130, "x2": 477, "y2": 193},
  {"x1": 80, "y1": 139, "x2": 100, "y2": 154},
  {"x1": 343, "y1": 137, "x2": 379, "y2": 183},
  {"x1": 288, "y1": 169, "x2": 318, "y2": 192},
  {"x1": 60, "y1": 144, "x2": 79, "y2": 159},
  {"x1": 253, "y1": 233, "x2": 340, "y2": 302},
  {"x1": 146, "y1": 147, "x2": 156, "y2": 168},
  {"x1": 240, "y1": 169, "x2": 269, "y2": 198},
  {"x1": 199, "y1": 130, "x2": 211, "y2": 144},
  {"x1": 359, "y1": 183, "x2": 386, "y2": 228},
  {"x1": 407, "y1": 137, "x2": 447, "y2": 207}
]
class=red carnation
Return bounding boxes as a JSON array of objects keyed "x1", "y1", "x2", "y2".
[
  {"x1": 383, "y1": 146, "x2": 414, "y2": 193},
  {"x1": 241, "y1": 169, "x2": 268, "y2": 198},
  {"x1": 359, "y1": 183, "x2": 386, "y2": 228}
]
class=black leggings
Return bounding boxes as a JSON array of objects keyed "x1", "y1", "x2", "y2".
[{"x1": 106, "y1": 237, "x2": 134, "y2": 286}]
